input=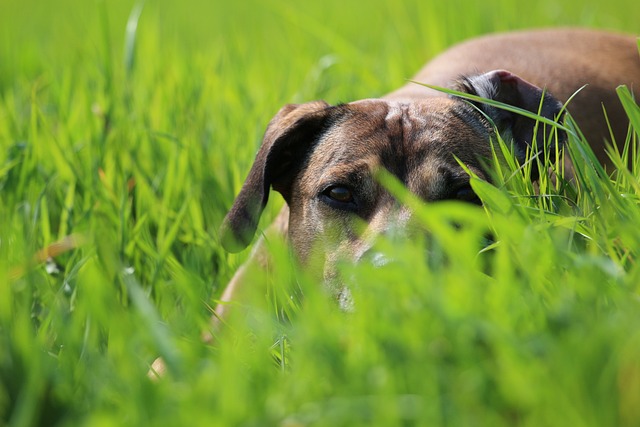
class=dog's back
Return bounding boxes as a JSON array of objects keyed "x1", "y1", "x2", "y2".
[{"x1": 388, "y1": 28, "x2": 640, "y2": 164}]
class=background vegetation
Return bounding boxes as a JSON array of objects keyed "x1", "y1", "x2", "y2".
[{"x1": 1, "y1": 0, "x2": 639, "y2": 425}]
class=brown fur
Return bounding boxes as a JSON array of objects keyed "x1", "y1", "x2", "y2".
[{"x1": 389, "y1": 28, "x2": 640, "y2": 164}]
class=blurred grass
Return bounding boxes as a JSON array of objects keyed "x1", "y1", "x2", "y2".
[{"x1": 1, "y1": 0, "x2": 640, "y2": 425}]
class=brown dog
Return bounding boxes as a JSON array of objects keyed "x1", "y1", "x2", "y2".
[{"x1": 217, "y1": 28, "x2": 640, "y2": 320}]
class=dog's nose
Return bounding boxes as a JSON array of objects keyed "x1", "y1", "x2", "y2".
[
  {"x1": 367, "y1": 251, "x2": 392, "y2": 268},
  {"x1": 358, "y1": 248, "x2": 399, "y2": 271}
]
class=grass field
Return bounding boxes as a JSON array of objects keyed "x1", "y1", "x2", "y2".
[{"x1": 2, "y1": 0, "x2": 640, "y2": 425}]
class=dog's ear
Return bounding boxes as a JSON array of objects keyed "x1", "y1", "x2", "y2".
[
  {"x1": 456, "y1": 70, "x2": 566, "y2": 162},
  {"x1": 219, "y1": 101, "x2": 331, "y2": 252}
]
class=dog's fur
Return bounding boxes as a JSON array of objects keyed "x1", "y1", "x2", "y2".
[{"x1": 216, "y1": 28, "x2": 640, "y2": 323}]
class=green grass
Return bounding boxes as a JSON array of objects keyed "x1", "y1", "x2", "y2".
[{"x1": 2, "y1": 0, "x2": 640, "y2": 425}]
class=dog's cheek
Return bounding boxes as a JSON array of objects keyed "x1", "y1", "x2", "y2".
[
  {"x1": 289, "y1": 206, "x2": 359, "y2": 268},
  {"x1": 287, "y1": 202, "x2": 329, "y2": 276},
  {"x1": 287, "y1": 215, "x2": 314, "y2": 264}
]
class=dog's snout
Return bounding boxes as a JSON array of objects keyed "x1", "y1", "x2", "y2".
[
  {"x1": 352, "y1": 205, "x2": 414, "y2": 268},
  {"x1": 377, "y1": 205, "x2": 413, "y2": 239}
]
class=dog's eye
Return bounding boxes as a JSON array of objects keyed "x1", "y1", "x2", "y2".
[
  {"x1": 320, "y1": 185, "x2": 357, "y2": 210},
  {"x1": 326, "y1": 186, "x2": 353, "y2": 203},
  {"x1": 454, "y1": 185, "x2": 480, "y2": 204}
]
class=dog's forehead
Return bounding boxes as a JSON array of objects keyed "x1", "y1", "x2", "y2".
[
  {"x1": 310, "y1": 98, "x2": 490, "y2": 169},
  {"x1": 341, "y1": 97, "x2": 486, "y2": 143}
]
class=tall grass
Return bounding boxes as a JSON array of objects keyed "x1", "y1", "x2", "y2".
[{"x1": 1, "y1": 0, "x2": 640, "y2": 425}]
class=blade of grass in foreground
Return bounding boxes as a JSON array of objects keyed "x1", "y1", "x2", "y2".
[{"x1": 412, "y1": 81, "x2": 574, "y2": 134}]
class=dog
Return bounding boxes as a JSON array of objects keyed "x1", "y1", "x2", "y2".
[{"x1": 214, "y1": 28, "x2": 639, "y2": 327}]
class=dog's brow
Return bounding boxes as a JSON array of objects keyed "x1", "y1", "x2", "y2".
[{"x1": 318, "y1": 160, "x2": 377, "y2": 187}]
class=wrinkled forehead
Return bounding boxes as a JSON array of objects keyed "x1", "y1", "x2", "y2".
[{"x1": 306, "y1": 98, "x2": 492, "y2": 176}]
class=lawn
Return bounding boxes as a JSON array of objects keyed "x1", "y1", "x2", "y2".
[{"x1": 1, "y1": 0, "x2": 640, "y2": 425}]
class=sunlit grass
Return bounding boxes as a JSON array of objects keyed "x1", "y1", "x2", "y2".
[{"x1": 1, "y1": 0, "x2": 640, "y2": 425}]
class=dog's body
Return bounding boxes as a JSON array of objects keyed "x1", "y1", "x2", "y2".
[
  {"x1": 216, "y1": 28, "x2": 640, "y2": 323},
  {"x1": 389, "y1": 29, "x2": 639, "y2": 162}
]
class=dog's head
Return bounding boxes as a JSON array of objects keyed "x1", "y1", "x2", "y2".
[{"x1": 220, "y1": 70, "x2": 564, "y2": 298}]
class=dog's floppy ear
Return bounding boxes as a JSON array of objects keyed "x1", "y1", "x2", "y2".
[
  {"x1": 456, "y1": 70, "x2": 566, "y2": 161},
  {"x1": 219, "y1": 101, "x2": 331, "y2": 252}
]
